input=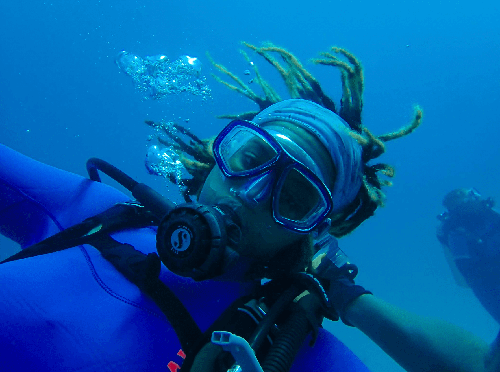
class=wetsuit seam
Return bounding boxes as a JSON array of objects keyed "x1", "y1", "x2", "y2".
[
  {"x1": 0, "y1": 179, "x2": 66, "y2": 233},
  {"x1": 79, "y1": 245, "x2": 168, "y2": 321}
]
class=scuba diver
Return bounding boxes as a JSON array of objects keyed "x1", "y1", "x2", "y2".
[
  {"x1": 437, "y1": 187, "x2": 500, "y2": 322},
  {"x1": 0, "y1": 100, "x2": 373, "y2": 372},
  {"x1": 0, "y1": 43, "x2": 426, "y2": 371},
  {"x1": 437, "y1": 188, "x2": 500, "y2": 371}
]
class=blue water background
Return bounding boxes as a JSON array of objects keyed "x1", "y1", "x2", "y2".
[{"x1": 1, "y1": 1, "x2": 499, "y2": 371}]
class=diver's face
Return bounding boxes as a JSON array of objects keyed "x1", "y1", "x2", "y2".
[{"x1": 198, "y1": 121, "x2": 335, "y2": 260}]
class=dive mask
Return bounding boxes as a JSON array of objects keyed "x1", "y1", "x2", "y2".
[{"x1": 213, "y1": 120, "x2": 333, "y2": 233}]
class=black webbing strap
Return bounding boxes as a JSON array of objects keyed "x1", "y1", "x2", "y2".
[
  {"x1": 1, "y1": 203, "x2": 203, "y2": 355},
  {"x1": 1, "y1": 202, "x2": 156, "y2": 265},
  {"x1": 89, "y1": 235, "x2": 203, "y2": 354},
  {"x1": 1, "y1": 219, "x2": 102, "y2": 264}
]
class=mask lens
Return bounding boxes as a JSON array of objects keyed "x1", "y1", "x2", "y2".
[
  {"x1": 276, "y1": 167, "x2": 328, "y2": 226},
  {"x1": 218, "y1": 126, "x2": 278, "y2": 175}
]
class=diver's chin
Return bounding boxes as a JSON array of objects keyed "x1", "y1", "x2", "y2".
[
  {"x1": 197, "y1": 187, "x2": 215, "y2": 206},
  {"x1": 210, "y1": 250, "x2": 257, "y2": 282}
]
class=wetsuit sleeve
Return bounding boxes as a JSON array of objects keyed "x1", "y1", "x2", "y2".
[
  {"x1": 441, "y1": 235, "x2": 469, "y2": 288},
  {"x1": 437, "y1": 222, "x2": 469, "y2": 287},
  {"x1": 291, "y1": 328, "x2": 371, "y2": 371},
  {"x1": 486, "y1": 331, "x2": 500, "y2": 372},
  {"x1": 0, "y1": 144, "x2": 130, "y2": 248}
]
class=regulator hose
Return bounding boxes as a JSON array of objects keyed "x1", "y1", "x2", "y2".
[
  {"x1": 262, "y1": 292, "x2": 322, "y2": 372},
  {"x1": 86, "y1": 157, "x2": 175, "y2": 219},
  {"x1": 261, "y1": 304, "x2": 310, "y2": 372}
]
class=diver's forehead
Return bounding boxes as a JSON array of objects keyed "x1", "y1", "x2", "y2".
[
  {"x1": 260, "y1": 120, "x2": 320, "y2": 152},
  {"x1": 260, "y1": 120, "x2": 311, "y2": 138}
]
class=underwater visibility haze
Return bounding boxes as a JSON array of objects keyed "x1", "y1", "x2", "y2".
[{"x1": 1, "y1": 1, "x2": 499, "y2": 371}]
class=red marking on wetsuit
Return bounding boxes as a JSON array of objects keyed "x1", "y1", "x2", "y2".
[
  {"x1": 168, "y1": 349, "x2": 186, "y2": 371},
  {"x1": 167, "y1": 361, "x2": 181, "y2": 372}
]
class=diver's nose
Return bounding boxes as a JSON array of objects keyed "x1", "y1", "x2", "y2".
[{"x1": 230, "y1": 172, "x2": 274, "y2": 206}]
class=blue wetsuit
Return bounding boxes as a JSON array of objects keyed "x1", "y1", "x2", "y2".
[{"x1": 0, "y1": 144, "x2": 370, "y2": 371}]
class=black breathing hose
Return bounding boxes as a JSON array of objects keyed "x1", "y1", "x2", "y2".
[
  {"x1": 86, "y1": 158, "x2": 175, "y2": 219},
  {"x1": 261, "y1": 304, "x2": 311, "y2": 372},
  {"x1": 248, "y1": 286, "x2": 300, "y2": 351},
  {"x1": 249, "y1": 285, "x2": 323, "y2": 372}
]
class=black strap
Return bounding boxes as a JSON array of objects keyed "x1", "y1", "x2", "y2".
[
  {"x1": 90, "y1": 235, "x2": 203, "y2": 354},
  {"x1": 1, "y1": 202, "x2": 157, "y2": 264},
  {"x1": 1, "y1": 220, "x2": 100, "y2": 264},
  {"x1": 1, "y1": 203, "x2": 203, "y2": 355}
]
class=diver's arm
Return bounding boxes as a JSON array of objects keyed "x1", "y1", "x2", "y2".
[
  {"x1": 441, "y1": 241, "x2": 469, "y2": 287},
  {"x1": 0, "y1": 144, "x2": 129, "y2": 248},
  {"x1": 485, "y1": 331, "x2": 500, "y2": 372},
  {"x1": 344, "y1": 294, "x2": 489, "y2": 372}
]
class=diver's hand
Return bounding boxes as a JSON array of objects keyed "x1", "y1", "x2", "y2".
[{"x1": 313, "y1": 256, "x2": 371, "y2": 325}]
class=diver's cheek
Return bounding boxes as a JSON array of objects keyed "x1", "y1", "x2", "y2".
[
  {"x1": 240, "y1": 224, "x2": 298, "y2": 260},
  {"x1": 198, "y1": 183, "x2": 216, "y2": 205},
  {"x1": 198, "y1": 168, "x2": 229, "y2": 205}
]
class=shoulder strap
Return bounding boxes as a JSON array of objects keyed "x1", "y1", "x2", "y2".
[
  {"x1": 1, "y1": 202, "x2": 203, "y2": 354},
  {"x1": 90, "y1": 234, "x2": 203, "y2": 355}
]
